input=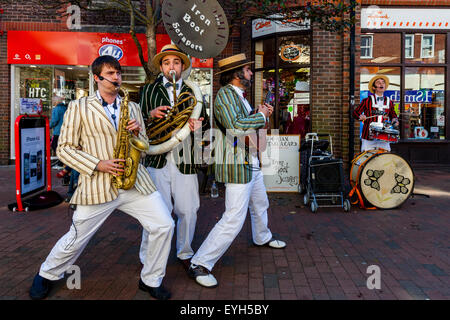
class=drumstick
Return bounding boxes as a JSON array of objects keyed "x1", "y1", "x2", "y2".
[{"x1": 360, "y1": 115, "x2": 384, "y2": 120}]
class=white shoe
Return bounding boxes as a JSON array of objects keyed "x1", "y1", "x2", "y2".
[
  {"x1": 188, "y1": 264, "x2": 218, "y2": 288},
  {"x1": 255, "y1": 238, "x2": 287, "y2": 249}
]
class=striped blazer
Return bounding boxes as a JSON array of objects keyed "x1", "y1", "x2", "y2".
[
  {"x1": 214, "y1": 85, "x2": 266, "y2": 184},
  {"x1": 57, "y1": 94, "x2": 157, "y2": 205},
  {"x1": 140, "y1": 76, "x2": 209, "y2": 174},
  {"x1": 353, "y1": 95, "x2": 398, "y2": 140}
]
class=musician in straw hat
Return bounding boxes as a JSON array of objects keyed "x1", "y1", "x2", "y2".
[
  {"x1": 353, "y1": 74, "x2": 399, "y2": 151},
  {"x1": 188, "y1": 53, "x2": 287, "y2": 288},
  {"x1": 29, "y1": 56, "x2": 174, "y2": 300},
  {"x1": 139, "y1": 44, "x2": 209, "y2": 274}
]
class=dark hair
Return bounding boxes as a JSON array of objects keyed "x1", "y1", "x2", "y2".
[
  {"x1": 219, "y1": 67, "x2": 245, "y2": 86},
  {"x1": 91, "y1": 55, "x2": 122, "y2": 76}
]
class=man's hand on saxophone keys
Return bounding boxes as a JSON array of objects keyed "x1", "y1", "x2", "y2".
[
  {"x1": 96, "y1": 159, "x2": 125, "y2": 176},
  {"x1": 126, "y1": 119, "x2": 141, "y2": 137}
]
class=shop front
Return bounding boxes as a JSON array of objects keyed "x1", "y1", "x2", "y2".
[
  {"x1": 360, "y1": 7, "x2": 450, "y2": 165},
  {"x1": 7, "y1": 31, "x2": 214, "y2": 161}
]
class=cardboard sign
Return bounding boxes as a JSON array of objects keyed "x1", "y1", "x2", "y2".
[{"x1": 261, "y1": 135, "x2": 300, "y2": 192}]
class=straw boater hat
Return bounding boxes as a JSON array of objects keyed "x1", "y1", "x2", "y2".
[
  {"x1": 216, "y1": 53, "x2": 254, "y2": 75},
  {"x1": 368, "y1": 74, "x2": 390, "y2": 93},
  {"x1": 152, "y1": 44, "x2": 191, "y2": 69}
]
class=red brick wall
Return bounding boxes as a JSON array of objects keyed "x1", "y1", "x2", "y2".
[
  {"x1": 311, "y1": 27, "x2": 346, "y2": 161},
  {"x1": 0, "y1": 34, "x2": 9, "y2": 164}
]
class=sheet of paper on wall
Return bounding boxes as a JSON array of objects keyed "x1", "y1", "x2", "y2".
[{"x1": 20, "y1": 98, "x2": 42, "y2": 114}]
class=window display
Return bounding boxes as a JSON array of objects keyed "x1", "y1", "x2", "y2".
[
  {"x1": 360, "y1": 32, "x2": 447, "y2": 141},
  {"x1": 254, "y1": 33, "x2": 311, "y2": 136},
  {"x1": 404, "y1": 67, "x2": 445, "y2": 140}
]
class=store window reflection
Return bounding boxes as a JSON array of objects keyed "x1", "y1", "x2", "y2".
[
  {"x1": 53, "y1": 67, "x2": 89, "y2": 104},
  {"x1": 404, "y1": 67, "x2": 445, "y2": 140},
  {"x1": 360, "y1": 33, "x2": 401, "y2": 63}
]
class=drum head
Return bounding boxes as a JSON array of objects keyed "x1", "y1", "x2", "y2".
[{"x1": 359, "y1": 153, "x2": 414, "y2": 209}]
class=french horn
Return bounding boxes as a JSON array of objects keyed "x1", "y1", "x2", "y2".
[{"x1": 146, "y1": 71, "x2": 203, "y2": 155}]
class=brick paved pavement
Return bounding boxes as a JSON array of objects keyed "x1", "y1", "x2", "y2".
[{"x1": 0, "y1": 165, "x2": 449, "y2": 300}]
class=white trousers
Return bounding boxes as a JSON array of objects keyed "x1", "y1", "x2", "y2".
[
  {"x1": 191, "y1": 170, "x2": 272, "y2": 271},
  {"x1": 361, "y1": 139, "x2": 391, "y2": 152},
  {"x1": 140, "y1": 161, "x2": 200, "y2": 262},
  {"x1": 39, "y1": 189, "x2": 174, "y2": 288}
]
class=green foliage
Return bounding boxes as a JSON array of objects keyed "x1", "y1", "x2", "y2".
[{"x1": 231, "y1": 0, "x2": 357, "y2": 32}]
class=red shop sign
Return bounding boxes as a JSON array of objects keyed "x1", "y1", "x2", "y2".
[
  {"x1": 7, "y1": 31, "x2": 171, "y2": 67},
  {"x1": 191, "y1": 57, "x2": 213, "y2": 68}
]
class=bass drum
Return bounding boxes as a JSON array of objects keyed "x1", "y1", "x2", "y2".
[{"x1": 350, "y1": 150, "x2": 414, "y2": 209}]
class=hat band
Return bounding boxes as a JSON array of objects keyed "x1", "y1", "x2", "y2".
[
  {"x1": 162, "y1": 48, "x2": 183, "y2": 54},
  {"x1": 219, "y1": 59, "x2": 251, "y2": 72}
]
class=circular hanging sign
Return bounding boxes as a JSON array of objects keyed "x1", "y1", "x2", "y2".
[
  {"x1": 280, "y1": 44, "x2": 301, "y2": 62},
  {"x1": 162, "y1": 0, "x2": 229, "y2": 59}
]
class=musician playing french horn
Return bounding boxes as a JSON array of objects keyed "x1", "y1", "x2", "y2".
[
  {"x1": 140, "y1": 44, "x2": 209, "y2": 274},
  {"x1": 29, "y1": 56, "x2": 174, "y2": 300}
]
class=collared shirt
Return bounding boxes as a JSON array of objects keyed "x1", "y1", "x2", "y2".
[
  {"x1": 162, "y1": 76, "x2": 183, "y2": 107},
  {"x1": 374, "y1": 94, "x2": 388, "y2": 109},
  {"x1": 96, "y1": 90, "x2": 122, "y2": 129}
]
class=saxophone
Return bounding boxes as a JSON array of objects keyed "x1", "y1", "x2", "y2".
[{"x1": 112, "y1": 87, "x2": 150, "y2": 190}]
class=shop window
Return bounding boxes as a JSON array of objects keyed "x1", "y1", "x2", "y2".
[
  {"x1": 14, "y1": 67, "x2": 53, "y2": 120},
  {"x1": 361, "y1": 33, "x2": 401, "y2": 64},
  {"x1": 421, "y1": 34, "x2": 434, "y2": 59},
  {"x1": 361, "y1": 35, "x2": 373, "y2": 59},
  {"x1": 404, "y1": 67, "x2": 445, "y2": 140},
  {"x1": 279, "y1": 68, "x2": 310, "y2": 135},
  {"x1": 53, "y1": 67, "x2": 89, "y2": 105},
  {"x1": 405, "y1": 34, "x2": 414, "y2": 59},
  {"x1": 411, "y1": 33, "x2": 445, "y2": 64}
]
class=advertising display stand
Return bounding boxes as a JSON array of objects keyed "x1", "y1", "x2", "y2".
[{"x1": 8, "y1": 115, "x2": 63, "y2": 212}]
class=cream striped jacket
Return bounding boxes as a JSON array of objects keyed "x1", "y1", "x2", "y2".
[{"x1": 57, "y1": 94, "x2": 157, "y2": 205}]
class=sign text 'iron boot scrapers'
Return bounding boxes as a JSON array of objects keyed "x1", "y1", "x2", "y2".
[{"x1": 162, "y1": 0, "x2": 229, "y2": 59}]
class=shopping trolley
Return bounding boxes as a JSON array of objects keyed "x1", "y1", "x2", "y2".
[{"x1": 301, "y1": 133, "x2": 351, "y2": 213}]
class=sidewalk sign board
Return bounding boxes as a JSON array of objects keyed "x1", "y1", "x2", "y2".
[
  {"x1": 261, "y1": 134, "x2": 300, "y2": 192},
  {"x1": 9, "y1": 115, "x2": 62, "y2": 212}
]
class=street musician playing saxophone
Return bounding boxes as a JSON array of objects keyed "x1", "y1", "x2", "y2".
[{"x1": 29, "y1": 56, "x2": 174, "y2": 300}]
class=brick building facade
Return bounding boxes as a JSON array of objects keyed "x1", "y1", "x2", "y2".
[{"x1": 0, "y1": 0, "x2": 449, "y2": 170}]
